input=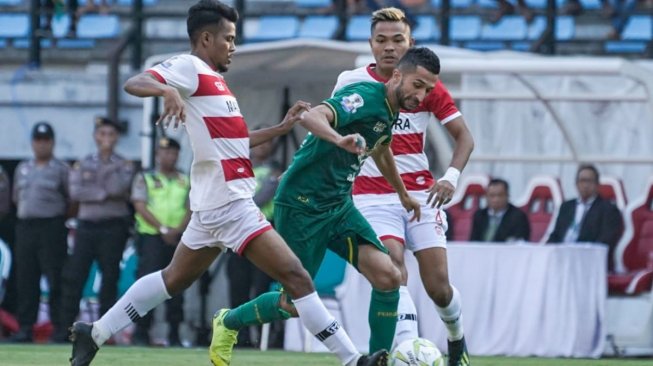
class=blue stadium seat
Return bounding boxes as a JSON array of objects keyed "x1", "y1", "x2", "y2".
[
  {"x1": 413, "y1": 15, "x2": 438, "y2": 42},
  {"x1": 622, "y1": 16, "x2": 652, "y2": 40},
  {"x1": 51, "y1": 15, "x2": 72, "y2": 38},
  {"x1": 0, "y1": 39, "x2": 6, "y2": 48},
  {"x1": 57, "y1": 39, "x2": 96, "y2": 48},
  {"x1": 464, "y1": 41, "x2": 505, "y2": 51},
  {"x1": 556, "y1": 16, "x2": 575, "y2": 40},
  {"x1": 345, "y1": 15, "x2": 370, "y2": 41},
  {"x1": 527, "y1": 16, "x2": 546, "y2": 40},
  {"x1": 116, "y1": 0, "x2": 159, "y2": 6},
  {"x1": 0, "y1": 0, "x2": 22, "y2": 5},
  {"x1": 295, "y1": 0, "x2": 331, "y2": 7},
  {"x1": 477, "y1": 0, "x2": 498, "y2": 8},
  {"x1": 604, "y1": 41, "x2": 647, "y2": 53},
  {"x1": 299, "y1": 16, "x2": 337, "y2": 39},
  {"x1": 481, "y1": 15, "x2": 527, "y2": 41},
  {"x1": 431, "y1": 0, "x2": 475, "y2": 8},
  {"x1": 525, "y1": 0, "x2": 565, "y2": 9},
  {"x1": 13, "y1": 38, "x2": 53, "y2": 49},
  {"x1": 579, "y1": 0, "x2": 601, "y2": 9},
  {"x1": 450, "y1": 16, "x2": 482, "y2": 41},
  {"x1": 245, "y1": 16, "x2": 300, "y2": 42},
  {"x1": 0, "y1": 13, "x2": 29, "y2": 38},
  {"x1": 77, "y1": 14, "x2": 121, "y2": 38}
]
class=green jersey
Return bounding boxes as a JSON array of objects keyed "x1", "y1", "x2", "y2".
[{"x1": 275, "y1": 81, "x2": 397, "y2": 211}]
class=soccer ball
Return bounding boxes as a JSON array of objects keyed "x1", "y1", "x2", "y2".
[{"x1": 390, "y1": 338, "x2": 445, "y2": 366}]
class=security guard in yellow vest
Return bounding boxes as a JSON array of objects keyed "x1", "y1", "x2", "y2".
[{"x1": 131, "y1": 137, "x2": 190, "y2": 346}]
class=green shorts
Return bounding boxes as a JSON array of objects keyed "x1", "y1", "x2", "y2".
[{"x1": 274, "y1": 200, "x2": 388, "y2": 278}]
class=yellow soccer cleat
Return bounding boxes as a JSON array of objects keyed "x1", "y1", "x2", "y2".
[{"x1": 209, "y1": 309, "x2": 239, "y2": 366}]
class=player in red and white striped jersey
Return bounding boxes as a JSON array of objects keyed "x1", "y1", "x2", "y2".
[
  {"x1": 332, "y1": 8, "x2": 474, "y2": 366},
  {"x1": 69, "y1": 2, "x2": 387, "y2": 366}
]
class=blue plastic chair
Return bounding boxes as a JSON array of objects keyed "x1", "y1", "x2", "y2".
[
  {"x1": 346, "y1": 15, "x2": 370, "y2": 41},
  {"x1": 115, "y1": 0, "x2": 159, "y2": 6},
  {"x1": 299, "y1": 15, "x2": 337, "y2": 39},
  {"x1": 0, "y1": 13, "x2": 29, "y2": 38},
  {"x1": 450, "y1": 16, "x2": 482, "y2": 41},
  {"x1": 431, "y1": 0, "x2": 475, "y2": 7},
  {"x1": 0, "y1": 0, "x2": 22, "y2": 5},
  {"x1": 621, "y1": 16, "x2": 652, "y2": 40},
  {"x1": 295, "y1": 0, "x2": 331, "y2": 7},
  {"x1": 76, "y1": 14, "x2": 121, "y2": 38},
  {"x1": 556, "y1": 16, "x2": 575, "y2": 41},
  {"x1": 413, "y1": 15, "x2": 438, "y2": 42},
  {"x1": 481, "y1": 15, "x2": 527, "y2": 41},
  {"x1": 13, "y1": 38, "x2": 53, "y2": 48},
  {"x1": 246, "y1": 16, "x2": 300, "y2": 42}
]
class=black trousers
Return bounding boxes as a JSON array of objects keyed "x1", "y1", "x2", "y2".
[
  {"x1": 134, "y1": 234, "x2": 183, "y2": 331},
  {"x1": 14, "y1": 217, "x2": 67, "y2": 331},
  {"x1": 60, "y1": 218, "x2": 129, "y2": 329}
]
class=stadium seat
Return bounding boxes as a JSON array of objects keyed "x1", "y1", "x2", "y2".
[
  {"x1": 556, "y1": 16, "x2": 575, "y2": 41},
  {"x1": 298, "y1": 15, "x2": 338, "y2": 39},
  {"x1": 599, "y1": 176, "x2": 628, "y2": 211},
  {"x1": 0, "y1": 13, "x2": 29, "y2": 38},
  {"x1": 0, "y1": 39, "x2": 6, "y2": 48},
  {"x1": 431, "y1": 0, "x2": 474, "y2": 7},
  {"x1": 450, "y1": 16, "x2": 482, "y2": 42},
  {"x1": 605, "y1": 16, "x2": 652, "y2": 54},
  {"x1": 481, "y1": 15, "x2": 528, "y2": 41},
  {"x1": 295, "y1": 0, "x2": 331, "y2": 7},
  {"x1": 12, "y1": 38, "x2": 53, "y2": 49},
  {"x1": 445, "y1": 174, "x2": 490, "y2": 241},
  {"x1": 0, "y1": 0, "x2": 22, "y2": 5},
  {"x1": 516, "y1": 175, "x2": 563, "y2": 243},
  {"x1": 345, "y1": 15, "x2": 370, "y2": 41},
  {"x1": 609, "y1": 176, "x2": 653, "y2": 295},
  {"x1": 579, "y1": 0, "x2": 602, "y2": 10},
  {"x1": 413, "y1": 15, "x2": 437, "y2": 42},
  {"x1": 245, "y1": 16, "x2": 300, "y2": 42},
  {"x1": 77, "y1": 14, "x2": 121, "y2": 38},
  {"x1": 464, "y1": 41, "x2": 505, "y2": 51},
  {"x1": 115, "y1": 0, "x2": 159, "y2": 6}
]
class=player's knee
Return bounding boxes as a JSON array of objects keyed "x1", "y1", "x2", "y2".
[
  {"x1": 371, "y1": 263, "x2": 402, "y2": 291},
  {"x1": 426, "y1": 283, "x2": 452, "y2": 307},
  {"x1": 161, "y1": 266, "x2": 192, "y2": 296},
  {"x1": 278, "y1": 261, "x2": 314, "y2": 297}
]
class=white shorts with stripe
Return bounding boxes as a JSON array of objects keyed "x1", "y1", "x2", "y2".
[
  {"x1": 356, "y1": 203, "x2": 448, "y2": 252},
  {"x1": 181, "y1": 198, "x2": 272, "y2": 255}
]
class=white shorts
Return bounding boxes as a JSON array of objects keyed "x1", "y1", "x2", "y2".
[
  {"x1": 357, "y1": 203, "x2": 448, "y2": 252},
  {"x1": 181, "y1": 198, "x2": 272, "y2": 255}
]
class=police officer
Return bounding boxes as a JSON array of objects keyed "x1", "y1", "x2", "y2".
[
  {"x1": 9, "y1": 122, "x2": 70, "y2": 343},
  {"x1": 60, "y1": 117, "x2": 134, "y2": 334},
  {"x1": 130, "y1": 137, "x2": 189, "y2": 347},
  {"x1": 0, "y1": 165, "x2": 9, "y2": 222}
]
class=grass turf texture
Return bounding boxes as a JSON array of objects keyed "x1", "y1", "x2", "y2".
[{"x1": 0, "y1": 345, "x2": 649, "y2": 366}]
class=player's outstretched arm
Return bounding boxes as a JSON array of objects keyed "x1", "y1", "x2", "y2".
[
  {"x1": 372, "y1": 144, "x2": 421, "y2": 222},
  {"x1": 300, "y1": 105, "x2": 365, "y2": 155},
  {"x1": 426, "y1": 117, "x2": 474, "y2": 208},
  {"x1": 249, "y1": 100, "x2": 311, "y2": 147},
  {"x1": 124, "y1": 73, "x2": 186, "y2": 128}
]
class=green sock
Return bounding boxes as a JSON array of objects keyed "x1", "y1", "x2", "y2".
[
  {"x1": 368, "y1": 288, "x2": 400, "y2": 353},
  {"x1": 223, "y1": 292, "x2": 291, "y2": 330}
]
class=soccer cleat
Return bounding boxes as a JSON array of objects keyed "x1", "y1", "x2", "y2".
[
  {"x1": 209, "y1": 309, "x2": 239, "y2": 366},
  {"x1": 69, "y1": 322, "x2": 99, "y2": 366},
  {"x1": 447, "y1": 336, "x2": 470, "y2": 366},
  {"x1": 357, "y1": 349, "x2": 389, "y2": 366}
]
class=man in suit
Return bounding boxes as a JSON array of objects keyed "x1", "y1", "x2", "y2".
[
  {"x1": 470, "y1": 178, "x2": 530, "y2": 242},
  {"x1": 547, "y1": 164, "x2": 623, "y2": 271}
]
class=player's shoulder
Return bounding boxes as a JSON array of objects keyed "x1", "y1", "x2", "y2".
[
  {"x1": 158, "y1": 54, "x2": 198, "y2": 71},
  {"x1": 336, "y1": 80, "x2": 383, "y2": 96},
  {"x1": 336, "y1": 66, "x2": 368, "y2": 81}
]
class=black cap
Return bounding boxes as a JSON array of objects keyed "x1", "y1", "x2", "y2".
[
  {"x1": 94, "y1": 116, "x2": 120, "y2": 131},
  {"x1": 32, "y1": 122, "x2": 54, "y2": 140},
  {"x1": 158, "y1": 137, "x2": 181, "y2": 150}
]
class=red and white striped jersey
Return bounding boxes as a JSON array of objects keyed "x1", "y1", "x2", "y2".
[
  {"x1": 333, "y1": 64, "x2": 462, "y2": 207},
  {"x1": 147, "y1": 54, "x2": 255, "y2": 212}
]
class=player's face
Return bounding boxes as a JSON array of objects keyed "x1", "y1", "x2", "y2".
[
  {"x1": 487, "y1": 183, "x2": 509, "y2": 211},
  {"x1": 369, "y1": 21, "x2": 413, "y2": 71},
  {"x1": 31, "y1": 138, "x2": 54, "y2": 160},
  {"x1": 209, "y1": 20, "x2": 236, "y2": 73},
  {"x1": 94, "y1": 125, "x2": 118, "y2": 152},
  {"x1": 393, "y1": 66, "x2": 438, "y2": 110},
  {"x1": 576, "y1": 168, "x2": 598, "y2": 201},
  {"x1": 157, "y1": 148, "x2": 179, "y2": 170}
]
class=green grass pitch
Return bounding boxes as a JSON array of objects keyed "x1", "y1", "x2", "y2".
[{"x1": 0, "y1": 345, "x2": 650, "y2": 366}]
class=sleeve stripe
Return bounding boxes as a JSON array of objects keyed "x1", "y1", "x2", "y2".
[
  {"x1": 440, "y1": 111, "x2": 462, "y2": 125},
  {"x1": 146, "y1": 69, "x2": 166, "y2": 84},
  {"x1": 321, "y1": 102, "x2": 339, "y2": 129}
]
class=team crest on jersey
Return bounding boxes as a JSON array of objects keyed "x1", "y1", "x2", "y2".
[
  {"x1": 215, "y1": 81, "x2": 226, "y2": 91},
  {"x1": 373, "y1": 122, "x2": 385, "y2": 133},
  {"x1": 341, "y1": 93, "x2": 364, "y2": 114}
]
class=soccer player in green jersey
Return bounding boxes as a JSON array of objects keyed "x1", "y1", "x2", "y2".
[{"x1": 211, "y1": 47, "x2": 441, "y2": 362}]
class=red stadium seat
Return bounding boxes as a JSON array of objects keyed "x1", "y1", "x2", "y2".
[
  {"x1": 599, "y1": 176, "x2": 628, "y2": 211},
  {"x1": 516, "y1": 176, "x2": 563, "y2": 243},
  {"x1": 609, "y1": 176, "x2": 653, "y2": 295},
  {"x1": 445, "y1": 174, "x2": 490, "y2": 241}
]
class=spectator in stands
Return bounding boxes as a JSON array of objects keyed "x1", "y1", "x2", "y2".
[
  {"x1": 226, "y1": 137, "x2": 280, "y2": 347},
  {"x1": 131, "y1": 137, "x2": 190, "y2": 347},
  {"x1": 0, "y1": 165, "x2": 9, "y2": 222},
  {"x1": 41, "y1": 0, "x2": 79, "y2": 38},
  {"x1": 9, "y1": 122, "x2": 70, "y2": 343},
  {"x1": 80, "y1": 0, "x2": 110, "y2": 15},
  {"x1": 492, "y1": 0, "x2": 534, "y2": 23},
  {"x1": 59, "y1": 117, "x2": 134, "y2": 337},
  {"x1": 470, "y1": 178, "x2": 530, "y2": 242},
  {"x1": 547, "y1": 164, "x2": 623, "y2": 271}
]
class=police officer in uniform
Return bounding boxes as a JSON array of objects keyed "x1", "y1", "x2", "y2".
[
  {"x1": 130, "y1": 137, "x2": 190, "y2": 347},
  {"x1": 60, "y1": 117, "x2": 134, "y2": 334},
  {"x1": 10, "y1": 122, "x2": 70, "y2": 342}
]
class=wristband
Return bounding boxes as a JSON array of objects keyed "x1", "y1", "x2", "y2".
[
  {"x1": 440, "y1": 167, "x2": 460, "y2": 189},
  {"x1": 159, "y1": 226, "x2": 170, "y2": 235}
]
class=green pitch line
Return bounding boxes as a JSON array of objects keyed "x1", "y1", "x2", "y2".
[{"x1": 0, "y1": 345, "x2": 650, "y2": 366}]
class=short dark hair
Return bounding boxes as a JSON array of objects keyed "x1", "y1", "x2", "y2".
[
  {"x1": 397, "y1": 47, "x2": 440, "y2": 76},
  {"x1": 370, "y1": 7, "x2": 411, "y2": 33},
  {"x1": 187, "y1": 0, "x2": 238, "y2": 44},
  {"x1": 576, "y1": 163, "x2": 600, "y2": 183},
  {"x1": 488, "y1": 178, "x2": 509, "y2": 194}
]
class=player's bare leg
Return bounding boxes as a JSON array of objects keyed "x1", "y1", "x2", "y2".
[
  {"x1": 383, "y1": 239, "x2": 419, "y2": 348},
  {"x1": 70, "y1": 243, "x2": 221, "y2": 366},
  {"x1": 357, "y1": 244, "x2": 402, "y2": 353},
  {"x1": 414, "y1": 247, "x2": 469, "y2": 366},
  {"x1": 211, "y1": 230, "x2": 387, "y2": 366}
]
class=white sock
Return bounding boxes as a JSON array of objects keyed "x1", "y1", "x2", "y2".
[
  {"x1": 394, "y1": 286, "x2": 419, "y2": 348},
  {"x1": 293, "y1": 292, "x2": 360, "y2": 366},
  {"x1": 435, "y1": 285, "x2": 464, "y2": 341},
  {"x1": 92, "y1": 271, "x2": 171, "y2": 346}
]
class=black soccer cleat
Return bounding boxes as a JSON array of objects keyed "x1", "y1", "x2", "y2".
[
  {"x1": 357, "y1": 349, "x2": 389, "y2": 366},
  {"x1": 448, "y1": 336, "x2": 470, "y2": 366},
  {"x1": 69, "y1": 322, "x2": 99, "y2": 366}
]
